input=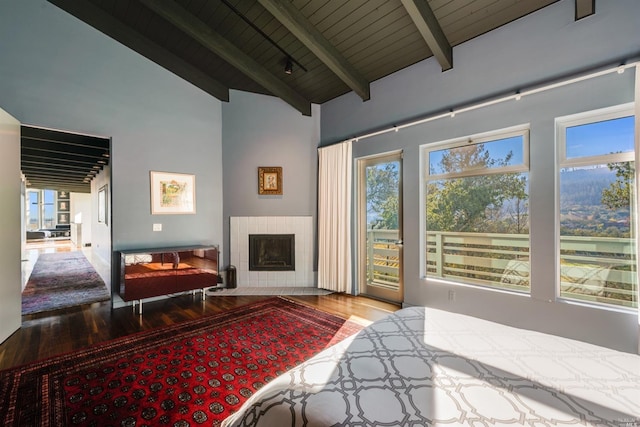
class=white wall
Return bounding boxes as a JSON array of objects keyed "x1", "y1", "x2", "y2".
[
  {"x1": 92, "y1": 168, "x2": 110, "y2": 263},
  {"x1": 321, "y1": 0, "x2": 640, "y2": 353},
  {"x1": 70, "y1": 192, "x2": 92, "y2": 246},
  {"x1": 0, "y1": 107, "x2": 22, "y2": 343},
  {"x1": 0, "y1": 1, "x2": 224, "y2": 296}
]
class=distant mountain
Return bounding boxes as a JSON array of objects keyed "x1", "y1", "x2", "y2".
[{"x1": 560, "y1": 166, "x2": 617, "y2": 207}]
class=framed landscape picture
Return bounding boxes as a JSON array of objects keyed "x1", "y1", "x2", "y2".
[
  {"x1": 150, "y1": 171, "x2": 196, "y2": 214},
  {"x1": 258, "y1": 166, "x2": 282, "y2": 195}
]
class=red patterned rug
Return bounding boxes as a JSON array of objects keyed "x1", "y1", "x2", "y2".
[{"x1": 0, "y1": 297, "x2": 362, "y2": 426}]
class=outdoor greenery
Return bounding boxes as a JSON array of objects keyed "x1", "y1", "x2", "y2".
[
  {"x1": 602, "y1": 161, "x2": 634, "y2": 210},
  {"x1": 366, "y1": 162, "x2": 399, "y2": 230},
  {"x1": 561, "y1": 162, "x2": 634, "y2": 238},
  {"x1": 426, "y1": 143, "x2": 528, "y2": 234},
  {"x1": 365, "y1": 140, "x2": 636, "y2": 308}
]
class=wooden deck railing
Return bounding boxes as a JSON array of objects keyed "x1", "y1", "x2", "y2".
[{"x1": 366, "y1": 229, "x2": 637, "y2": 308}]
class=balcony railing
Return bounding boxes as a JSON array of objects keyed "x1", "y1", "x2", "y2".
[
  {"x1": 366, "y1": 229, "x2": 400, "y2": 289},
  {"x1": 366, "y1": 229, "x2": 637, "y2": 309}
]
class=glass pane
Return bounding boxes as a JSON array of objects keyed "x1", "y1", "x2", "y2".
[
  {"x1": 559, "y1": 163, "x2": 637, "y2": 308},
  {"x1": 426, "y1": 172, "x2": 530, "y2": 292},
  {"x1": 365, "y1": 161, "x2": 400, "y2": 291},
  {"x1": 27, "y1": 191, "x2": 39, "y2": 231},
  {"x1": 429, "y1": 135, "x2": 524, "y2": 176},
  {"x1": 43, "y1": 189, "x2": 55, "y2": 228},
  {"x1": 565, "y1": 116, "x2": 634, "y2": 159},
  {"x1": 43, "y1": 189, "x2": 55, "y2": 204}
]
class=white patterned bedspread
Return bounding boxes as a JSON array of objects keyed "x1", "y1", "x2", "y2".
[{"x1": 223, "y1": 307, "x2": 640, "y2": 426}]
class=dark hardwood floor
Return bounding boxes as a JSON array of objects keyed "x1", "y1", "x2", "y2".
[{"x1": 0, "y1": 293, "x2": 400, "y2": 371}]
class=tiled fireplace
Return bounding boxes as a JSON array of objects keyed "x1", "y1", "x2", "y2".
[{"x1": 230, "y1": 216, "x2": 314, "y2": 287}]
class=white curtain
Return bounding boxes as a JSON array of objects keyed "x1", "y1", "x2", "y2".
[{"x1": 317, "y1": 141, "x2": 352, "y2": 293}]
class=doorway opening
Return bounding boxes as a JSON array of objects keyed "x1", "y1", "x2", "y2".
[{"x1": 21, "y1": 125, "x2": 112, "y2": 315}]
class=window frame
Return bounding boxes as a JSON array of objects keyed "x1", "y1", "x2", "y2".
[
  {"x1": 556, "y1": 102, "x2": 636, "y2": 309},
  {"x1": 558, "y1": 103, "x2": 635, "y2": 168},
  {"x1": 422, "y1": 124, "x2": 531, "y2": 290},
  {"x1": 426, "y1": 125, "x2": 530, "y2": 181}
]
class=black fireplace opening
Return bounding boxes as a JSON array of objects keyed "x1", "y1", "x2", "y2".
[{"x1": 249, "y1": 234, "x2": 295, "y2": 271}]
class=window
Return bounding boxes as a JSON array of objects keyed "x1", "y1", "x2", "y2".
[
  {"x1": 424, "y1": 126, "x2": 530, "y2": 291},
  {"x1": 557, "y1": 104, "x2": 637, "y2": 309},
  {"x1": 25, "y1": 188, "x2": 60, "y2": 231}
]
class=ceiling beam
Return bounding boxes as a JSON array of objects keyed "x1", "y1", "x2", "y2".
[
  {"x1": 575, "y1": 0, "x2": 595, "y2": 20},
  {"x1": 25, "y1": 182, "x2": 90, "y2": 193},
  {"x1": 22, "y1": 153, "x2": 101, "y2": 168},
  {"x1": 22, "y1": 145, "x2": 107, "y2": 161},
  {"x1": 22, "y1": 159, "x2": 101, "y2": 171},
  {"x1": 400, "y1": 0, "x2": 452, "y2": 71},
  {"x1": 257, "y1": 0, "x2": 370, "y2": 102},
  {"x1": 47, "y1": 0, "x2": 230, "y2": 102},
  {"x1": 22, "y1": 138, "x2": 108, "y2": 158},
  {"x1": 138, "y1": 0, "x2": 311, "y2": 116}
]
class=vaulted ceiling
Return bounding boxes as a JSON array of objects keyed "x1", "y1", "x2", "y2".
[
  {"x1": 26, "y1": 0, "x2": 594, "y2": 193},
  {"x1": 48, "y1": 0, "x2": 595, "y2": 117}
]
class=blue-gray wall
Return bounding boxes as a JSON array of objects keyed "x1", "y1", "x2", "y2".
[
  {"x1": 321, "y1": 0, "x2": 640, "y2": 353},
  {"x1": 221, "y1": 90, "x2": 320, "y2": 269},
  {"x1": 0, "y1": 0, "x2": 223, "y2": 275}
]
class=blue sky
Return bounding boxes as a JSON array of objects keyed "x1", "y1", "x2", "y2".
[
  {"x1": 428, "y1": 115, "x2": 635, "y2": 174},
  {"x1": 429, "y1": 135, "x2": 524, "y2": 175},
  {"x1": 566, "y1": 116, "x2": 634, "y2": 158}
]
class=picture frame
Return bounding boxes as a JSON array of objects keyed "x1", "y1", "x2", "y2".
[
  {"x1": 150, "y1": 171, "x2": 196, "y2": 214},
  {"x1": 57, "y1": 213, "x2": 69, "y2": 224},
  {"x1": 258, "y1": 166, "x2": 282, "y2": 195},
  {"x1": 98, "y1": 184, "x2": 107, "y2": 224},
  {"x1": 57, "y1": 200, "x2": 69, "y2": 211},
  {"x1": 57, "y1": 190, "x2": 69, "y2": 200}
]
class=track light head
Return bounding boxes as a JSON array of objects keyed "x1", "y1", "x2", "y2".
[{"x1": 284, "y1": 57, "x2": 293, "y2": 75}]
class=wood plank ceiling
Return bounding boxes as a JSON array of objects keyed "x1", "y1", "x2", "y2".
[{"x1": 47, "y1": 0, "x2": 582, "y2": 117}]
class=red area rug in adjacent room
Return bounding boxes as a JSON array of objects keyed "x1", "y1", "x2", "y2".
[{"x1": 0, "y1": 297, "x2": 363, "y2": 426}]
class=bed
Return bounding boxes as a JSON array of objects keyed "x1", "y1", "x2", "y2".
[{"x1": 223, "y1": 306, "x2": 640, "y2": 426}]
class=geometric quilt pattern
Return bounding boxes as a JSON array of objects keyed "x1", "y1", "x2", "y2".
[{"x1": 224, "y1": 307, "x2": 640, "y2": 426}]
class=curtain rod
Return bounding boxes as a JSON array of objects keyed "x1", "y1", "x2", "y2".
[{"x1": 335, "y1": 57, "x2": 640, "y2": 146}]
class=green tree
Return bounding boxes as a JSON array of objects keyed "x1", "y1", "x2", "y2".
[
  {"x1": 602, "y1": 161, "x2": 634, "y2": 210},
  {"x1": 427, "y1": 144, "x2": 528, "y2": 233},
  {"x1": 367, "y1": 162, "x2": 399, "y2": 229}
]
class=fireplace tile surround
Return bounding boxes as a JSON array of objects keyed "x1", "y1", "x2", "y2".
[{"x1": 230, "y1": 216, "x2": 314, "y2": 287}]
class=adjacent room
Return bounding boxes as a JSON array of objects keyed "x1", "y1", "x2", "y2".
[
  {"x1": 20, "y1": 125, "x2": 112, "y2": 316},
  {"x1": 0, "y1": 0, "x2": 638, "y2": 425}
]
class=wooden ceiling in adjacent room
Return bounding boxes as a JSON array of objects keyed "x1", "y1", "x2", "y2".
[{"x1": 21, "y1": 126, "x2": 110, "y2": 194}]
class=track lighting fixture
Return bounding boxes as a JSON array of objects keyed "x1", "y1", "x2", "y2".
[{"x1": 284, "y1": 57, "x2": 293, "y2": 75}]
